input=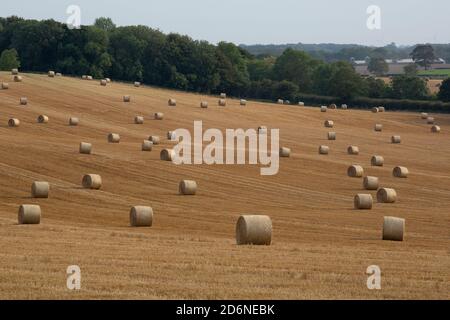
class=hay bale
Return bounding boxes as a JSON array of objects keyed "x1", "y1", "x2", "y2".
[
  {"x1": 236, "y1": 215, "x2": 272, "y2": 245},
  {"x1": 69, "y1": 117, "x2": 79, "y2": 126},
  {"x1": 160, "y1": 149, "x2": 175, "y2": 161},
  {"x1": 82, "y1": 75, "x2": 87, "y2": 80},
  {"x1": 134, "y1": 116, "x2": 144, "y2": 124},
  {"x1": 391, "y1": 135, "x2": 401, "y2": 144},
  {"x1": 218, "y1": 99, "x2": 226, "y2": 106},
  {"x1": 354, "y1": 194, "x2": 373, "y2": 210},
  {"x1": 11, "y1": 68, "x2": 19, "y2": 75},
  {"x1": 134, "y1": 81, "x2": 141, "y2": 87},
  {"x1": 200, "y1": 101, "x2": 208, "y2": 108},
  {"x1": 82, "y1": 174, "x2": 102, "y2": 189},
  {"x1": 167, "y1": 131, "x2": 177, "y2": 141},
  {"x1": 371, "y1": 155, "x2": 384, "y2": 167},
  {"x1": 18, "y1": 205, "x2": 41, "y2": 224},
  {"x1": 431, "y1": 125, "x2": 441, "y2": 133},
  {"x1": 284, "y1": 100, "x2": 290, "y2": 105},
  {"x1": 14, "y1": 75, "x2": 22, "y2": 82},
  {"x1": 377, "y1": 188, "x2": 397, "y2": 203},
  {"x1": 258, "y1": 126, "x2": 267, "y2": 134},
  {"x1": 31, "y1": 181, "x2": 49, "y2": 198},
  {"x1": 20, "y1": 97, "x2": 28, "y2": 105},
  {"x1": 168, "y1": 99, "x2": 177, "y2": 106},
  {"x1": 123, "y1": 95, "x2": 131, "y2": 102},
  {"x1": 130, "y1": 206, "x2": 153, "y2": 227},
  {"x1": 87, "y1": 76, "x2": 93, "y2": 80},
  {"x1": 56, "y1": 73, "x2": 62, "y2": 77},
  {"x1": 220, "y1": 93, "x2": 227, "y2": 99},
  {"x1": 240, "y1": 99, "x2": 247, "y2": 106},
  {"x1": 100, "y1": 79, "x2": 107, "y2": 86},
  {"x1": 48, "y1": 71, "x2": 55, "y2": 77},
  {"x1": 329, "y1": 104, "x2": 337, "y2": 109},
  {"x1": 341, "y1": 104, "x2": 348, "y2": 109},
  {"x1": 324, "y1": 120, "x2": 334, "y2": 128},
  {"x1": 142, "y1": 140, "x2": 153, "y2": 151},
  {"x1": 179, "y1": 180, "x2": 197, "y2": 195},
  {"x1": 347, "y1": 146, "x2": 360, "y2": 155},
  {"x1": 421, "y1": 112, "x2": 428, "y2": 120},
  {"x1": 372, "y1": 107, "x2": 379, "y2": 113},
  {"x1": 393, "y1": 166, "x2": 409, "y2": 178},
  {"x1": 37, "y1": 115, "x2": 49, "y2": 123},
  {"x1": 327, "y1": 132, "x2": 336, "y2": 140},
  {"x1": 8, "y1": 118, "x2": 20, "y2": 127},
  {"x1": 426, "y1": 117, "x2": 435, "y2": 124},
  {"x1": 149, "y1": 136, "x2": 161, "y2": 145},
  {"x1": 319, "y1": 145, "x2": 329, "y2": 155},
  {"x1": 79, "y1": 142, "x2": 92, "y2": 154},
  {"x1": 348, "y1": 165, "x2": 364, "y2": 177},
  {"x1": 154, "y1": 112, "x2": 164, "y2": 120},
  {"x1": 279, "y1": 147, "x2": 291, "y2": 158},
  {"x1": 320, "y1": 106, "x2": 327, "y2": 112},
  {"x1": 277, "y1": 99, "x2": 284, "y2": 104},
  {"x1": 378, "y1": 106, "x2": 385, "y2": 112},
  {"x1": 363, "y1": 176, "x2": 379, "y2": 190},
  {"x1": 298, "y1": 102, "x2": 305, "y2": 106},
  {"x1": 374, "y1": 124, "x2": 383, "y2": 132},
  {"x1": 105, "y1": 78, "x2": 111, "y2": 83},
  {"x1": 1, "y1": 82, "x2": 9, "y2": 89},
  {"x1": 108, "y1": 133, "x2": 120, "y2": 143},
  {"x1": 383, "y1": 216, "x2": 405, "y2": 241}
]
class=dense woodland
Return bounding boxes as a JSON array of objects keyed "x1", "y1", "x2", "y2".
[{"x1": 1, "y1": 16, "x2": 450, "y2": 109}]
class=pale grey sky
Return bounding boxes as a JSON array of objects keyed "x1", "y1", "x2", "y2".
[{"x1": 1, "y1": 0, "x2": 449, "y2": 46}]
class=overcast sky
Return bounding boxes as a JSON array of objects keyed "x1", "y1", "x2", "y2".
[{"x1": 1, "y1": 0, "x2": 449, "y2": 46}]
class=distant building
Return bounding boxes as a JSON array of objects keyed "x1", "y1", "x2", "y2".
[{"x1": 351, "y1": 57, "x2": 448, "y2": 76}]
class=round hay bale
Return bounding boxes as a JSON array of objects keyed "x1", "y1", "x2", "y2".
[
  {"x1": 371, "y1": 155, "x2": 384, "y2": 167},
  {"x1": 277, "y1": 99, "x2": 284, "y2": 104},
  {"x1": 341, "y1": 104, "x2": 348, "y2": 109},
  {"x1": 200, "y1": 101, "x2": 208, "y2": 108},
  {"x1": 218, "y1": 99, "x2": 227, "y2": 106},
  {"x1": 393, "y1": 166, "x2": 409, "y2": 178},
  {"x1": 354, "y1": 194, "x2": 373, "y2": 210},
  {"x1": 279, "y1": 147, "x2": 291, "y2": 158},
  {"x1": 167, "y1": 131, "x2": 177, "y2": 141},
  {"x1": 55, "y1": 73, "x2": 62, "y2": 77},
  {"x1": 1, "y1": 82, "x2": 9, "y2": 89},
  {"x1": 168, "y1": 99, "x2": 177, "y2": 106},
  {"x1": 134, "y1": 81, "x2": 141, "y2": 87},
  {"x1": 20, "y1": 97, "x2": 28, "y2": 105},
  {"x1": 100, "y1": 79, "x2": 107, "y2": 86},
  {"x1": 142, "y1": 140, "x2": 153, "y2": 151},
  {"x1": 154, "y1": 112, "x2": 164, "y2": 120},
  {"x1": 8, "y1": 118, "x2": 20, "y2": 127},
  {"x1": 319, "y1": 145, "x2": 329, "y2": 155},
  {"x1": 18, "y1": 205, "x2": 41, "y2": 224},
  {"x1": 14, "y1": 75, "x2": 22, "y2": 82},
  {"x1": 82, "y1": 174, "x2": 102, "y2": 190},
  {"x1": 329, "y1": 104, "x2": 337, "y2": 109},
  {"x1": 105, "y1": 78, "x2": 111, "y2": 83},
  {"x1": 82, "y1": 75, "x2": 87, "y2": 80},
  {"x1": 298, "y1": 102, "x2": 305, "y2": 106},
  {"x1": 327, "y1": 132, "x2": 336, "y2": 140},
  {"x1": 347, "y1": 146, "x2": 360, "y2": 155},
  {"x1": 11, "y1": 68, "x2": 19, "y2": 75},
  {"x1": 236, "y1": 215, "x2": 272, "y2": 245},
  {"x1": 149, "y1": 136, "x2": 160, "y2": 145},
  {"x1": 391, "y1": 135, "x2": 401, "y2": 144},
  {"x1": 377, "y1": 188, "x2": 397, "y2": 203},
  {"x1": 123, "y1": 95, "x2": 131, "y2": 102},
  {"x1": 37, "y1": 115, "x2": 49, "y2": 123},
  {"x1": 79, "y1": 142, "x2": 92, "y2": 154},
  {"x1": 378, "y1": 106, "x2": 385, "y2": 112},
  {"x1": 48, "y1": 71, "x2": 55, "y2": 77},
  {"x1": 134, "y1": 116, "x2": 144, "y2": 124},
  {"x1": 421, "y1": 112, "x2": 428, "y2": 120},
  {"x1": 284, "y1": 100, "x2": 290, "y2": 105},
  {"x1": 374, "y1": 124, "x2": 383, "y2": 132},
  {"x1": 426, "y1": 117, "x2": 435, "y2": 124},
  {"x1": 220, "y1": 93, "x2": 227, "y2": 99},
  {"x1": 320, "y1": 106, "x2": 327, "y2": 112},
  {"x1": 383, "y1": 216, "x2": 405, "y2": 241},
  {"x1": 372, "y1": 107, "x2": 379, "y2": 113},
  {"x1": 87, "y1": 76, "x2": 93, "y2": 80},
  {"x1": 363, "y1": 176, "x2": 379, "y2": 190},
  {"x1": 108, "y1": 133, "x2": 120, "y2": 143},
  {"x1": 160, "y1": 149, "x2": 175, "y2": 161},
  {"x1": 31, "y1": 181, "x2": 49, "y2": 198},
  {"x1": 348, "y1": 165, "x2": 364, "y2": 177},
  {"x1": 324, "y1": 120, "x2": 334, "y2": 128},
  {"x1": 130, "y1": 206, "x2": 153, "y2": 227},
  {"x1": 69, "y1": 117, "x2": 79, "y2": 126},
  {"x1": 240, "y1": 99, "x2": 247, "y2": 106},
  {"x1": 179, "y1": 180, "x2": 197, "y2": 195},
  {"x1": 258, "y1": 126, "x2": 268, "y2": 134},
  {"x1": 431, "y1": 125, "x2": 440, "y2": 133}
]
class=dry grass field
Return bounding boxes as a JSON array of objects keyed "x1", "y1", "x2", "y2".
[{"x1": 0, "y1": 72, "x2": 449, "y2": 300}]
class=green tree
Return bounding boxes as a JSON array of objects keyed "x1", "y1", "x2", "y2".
[
  {"x1": 0, "y1": 48, "x2": 20, "y2": 70},
  {"x1": 327, "y1": 62, "x2": 366, "y2": 99},
  {"x1": 368, "y1": 57, "x2": 388, "y2": 76},
  {"x1": 392, "y1": 75, "x2": 429, "y2": 100},
  {"x1": 94, "y1": 17, "x2": 116, "y2": 32},
  {"x1": 438, "y1": 78, "x2": 450, "y2": 102},
  {"x1": 403, "y1": 64, "x2": 418, "y2": 76},
  {"x1": 411, "y1": 45, "x2": 436, "y2": 70},
  {"x1": 365, "y1": 77, "x2": 388, "y2": 98},
  {"x1": 273, "y1": 80, "x2": 299, "y2": 101}
]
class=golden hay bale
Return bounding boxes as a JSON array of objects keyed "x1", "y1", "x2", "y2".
[
  {"x1": 374, "y1": 124, "x2": 383, "y2": 132},
  {"x1": 179, "y1": 180, "x2": 197, "y2": 195},
  {"x1": 14, "y1": 75, "x2": 22, "y2": 82},
  {"x1": 383, "y1": 216, "x2": 405, "y2": 241},
  {"x1": 298, "y1": 102, "x2": 305, "y2": 106},
  {"x1": 134, "y1": 116, "x2": 144, "y2": 124},
  {"x1": 8, "y1": 118, "x2": 20, "y2": 127},
  {"x1": 142, "y1": 140, "x2": 153, "y2": 151},
  {"x1": 37, "y1": 115, "x2": 49, "y2": 123},
  {"x1": 348, "y1": 165, "x2": 364, "y2": 177},
  {"x1": 426, "y1": 117, "x2": 435, "y2": 124},
  {"x1": 393, "y1": 166, "x2": 409, "y2": 178},
  {"x1": 341, "y1": 104, "x2": 348, "y2": 109},
  {"x1": 82, "y1": 174, "x2": 102, "y2": 189},
  {"x1": 363, "y1": 176, "x2": 379, "y2": 190},
  {"x1": 130, "y1": 206, "x2": 153, "y2": 227},
  {"x1": 31, "y1": 181, "x2": 49, "y2": 198},
  {"x1": 20, "y1": 97, "x2": 28, "y2": 105},
  {"x1": 277, "y1": 99, "x2": 284, "y2": 104},
  {"x1": 378, "y1": 106, "x2": 385, "y2": 112},
  {"x1": 328, "y1": 132, "x2": 336, "y2": 140},
  {"x1": 149, "y1": 136, "x2": 161, "y2": 145},
  {"x1": 284, "y1": 100, "x2": 291, "y2": 105},
  {"x1": 377, "y1": 188, "x2": 397, "y2": 203},
  {"x1": 319, "y1": 145, "x2": 329, "y2": 155},
  {"x1": 168, "y1": 98, "x2": 177, "y2": 106},
  {"x1": 218, "y1": 99, "x2": 227, "y2": 106},
  {"x1": 134, "y1": 81, "x2": 141, "y2": 87},
  {"x1": 56, "y1": 73, "x2": 62, "y2": 77},
  {"x1": 371, "y1": 155, "x2": 384, "y2": 166},
  {"x1": 79, "y1": 142, "x2": 92, "y2": 154},
  {"x1": 82, "y1": 75, "x2": 87, "y2": 80},
  {"x1": 200, "y1": 101, "x2": 208, "y2": 108},
  {"x1": 372, "y1": 107, "x2": 379, "y2": 113},
  {"x1": 240, "y1": 99, "x2": 247, "y2": 106},
  {"x1": 220, "y1": 93, "x2": 227, "y2": 99},
  {"x1": 154, "y1": 112, "x2": 164, "y2": 120},
  {"x1": 236, "y1": 215, "x2": 272, "y2": 245},
  {"x1": 329, "y1": 103, "x2": 337, "y2": 109},
  {"x1": 391, "y1": 135, "x2": 401, "y2": 144},
  {"x1": 123, "y1": 95, "x2": 131, "y2": 102},
  {"x1": 18, "y1": 205, "x2": 41, "y2": 224},
  {"x1": 160, "y1": 149, "x2": 175, "y2": 161},
  {"x1": 105, "y1": 78, "x2": 111, "y2": 82},
  {"x1": 347, "y1": 145, "x2": 360, "y2": 155},
  {"x1": 324, "y1": 120, "x2": 334, "y2": 128},
  {"x1": 1, "y1": 82, "x2": 9, "y2": 89},
  {"x1": 279, "y1": 147, "x2": 291, "y2": 158},
  {"x1": 69, "y1": 117, "x2": 79, "y2": 126},
  {"x1": 354, "y1": 194, "x2": 373, "y2": 210},
  {"x1": 11, "y1": 68, "x2": 19, "y2": 75},
  {"x1": 421, "y1": 112, "x2": 428, "y2": 120},
  {"x1": 431, "y1": 125, "x2": 440, "y2": 133},
  {"x1": 48, "y1": 71, "x2": 55, "y2": 77},
  {"x1": 320, "y1": 106, "x2": 327, "y2": 112},
  {"x1": 100, "y1": 79, "x2": 107, "y2": 86},
  {"x1": 108, "y1": 133, "x2": 120, "y2": 143},
  {"x1": 87, "y1": 76, "x2": 93, "y2": 80}
]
